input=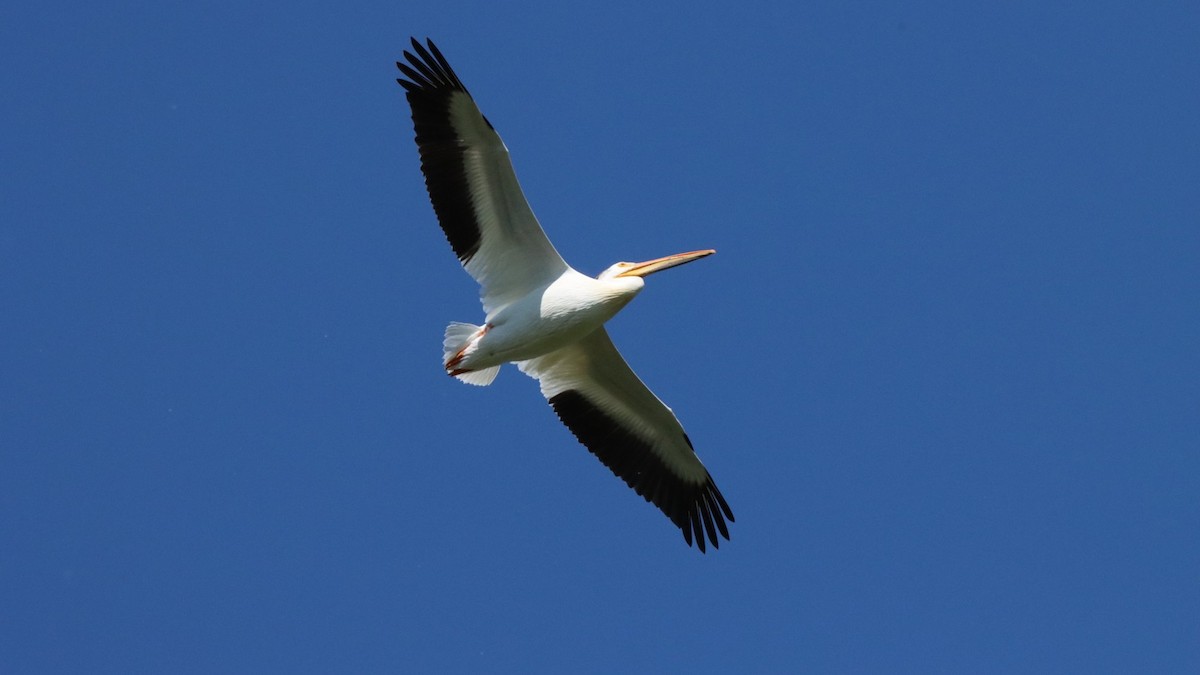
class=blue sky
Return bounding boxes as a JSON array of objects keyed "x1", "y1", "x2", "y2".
[{"x1": 3, "y1": 1, "x2": 1198, "y2": 672}]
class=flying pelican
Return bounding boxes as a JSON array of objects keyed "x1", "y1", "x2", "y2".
[{"x1": 397, "y1": 38, "x2": 734, "y2": 551}]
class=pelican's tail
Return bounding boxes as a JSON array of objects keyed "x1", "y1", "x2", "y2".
[{"x1": 442, "y1": 322, "x2": 500, "y2": 386}]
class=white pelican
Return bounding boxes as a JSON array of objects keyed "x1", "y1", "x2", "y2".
[{"x1": 397, "y1": 38, "x2": 734, "y2": 551}]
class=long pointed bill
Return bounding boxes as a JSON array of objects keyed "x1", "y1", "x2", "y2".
[{"x1": 615, "y1": 249, "x2": 716, "y2": 278}]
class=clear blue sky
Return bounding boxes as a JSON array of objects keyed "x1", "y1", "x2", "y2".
[{"x1": 3, "y1": 1, "x2": 1197, "y2": 672}]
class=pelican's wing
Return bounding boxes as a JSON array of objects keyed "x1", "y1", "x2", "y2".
[
  {"x1": 397, "y1": 38, "x2": 569, "y2": 315},
  {"x1": 517, "y1": 329, "x2": 734, "y2": 552}
]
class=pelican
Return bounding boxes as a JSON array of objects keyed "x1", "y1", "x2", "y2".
[{"x1": 397, "y1": 38, "x2": 734, "y2": 551}]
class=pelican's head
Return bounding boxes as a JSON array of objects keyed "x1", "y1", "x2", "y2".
[{"x1": 597, "y1": 249, "x2": 716, "y2": 282}]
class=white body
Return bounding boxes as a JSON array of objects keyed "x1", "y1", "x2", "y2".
[{"x1": 455, "y1": 271, "x2": 644, "y2": 371}]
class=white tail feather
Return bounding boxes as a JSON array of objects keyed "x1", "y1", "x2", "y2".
[
  {"x1": 442, "y1": 322, "x2": 500, "y2": 386},
  {"x1": 443, "y1": 322, "x2": 479, "y2": 357},
  {"x1": 454, "y1": 364, "x2": 500, "y2": 386}
]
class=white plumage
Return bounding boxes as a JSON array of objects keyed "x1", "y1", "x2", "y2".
[{"x1": 398, "y1": 38, "x2": 733, "y2": 551}]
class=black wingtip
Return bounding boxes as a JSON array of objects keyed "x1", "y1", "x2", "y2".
[
  {"x1": 396, "y1": 37, "x2": 469, "y2": 96},
  {"x1": 692, "y1": 512, "x2": 708, "y2": 553}
]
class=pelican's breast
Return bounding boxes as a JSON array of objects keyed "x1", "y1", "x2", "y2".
[{"x1": 480, "y1": 270, "x2": 643, "y2": 362}]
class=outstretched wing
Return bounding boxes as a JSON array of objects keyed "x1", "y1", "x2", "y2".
[
  {"x1": 518, "y1": 329, "x2": 734, "y2": 552},
  {"x1": 397, "y1": 38, "x2": 569, "y2": 316}
]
